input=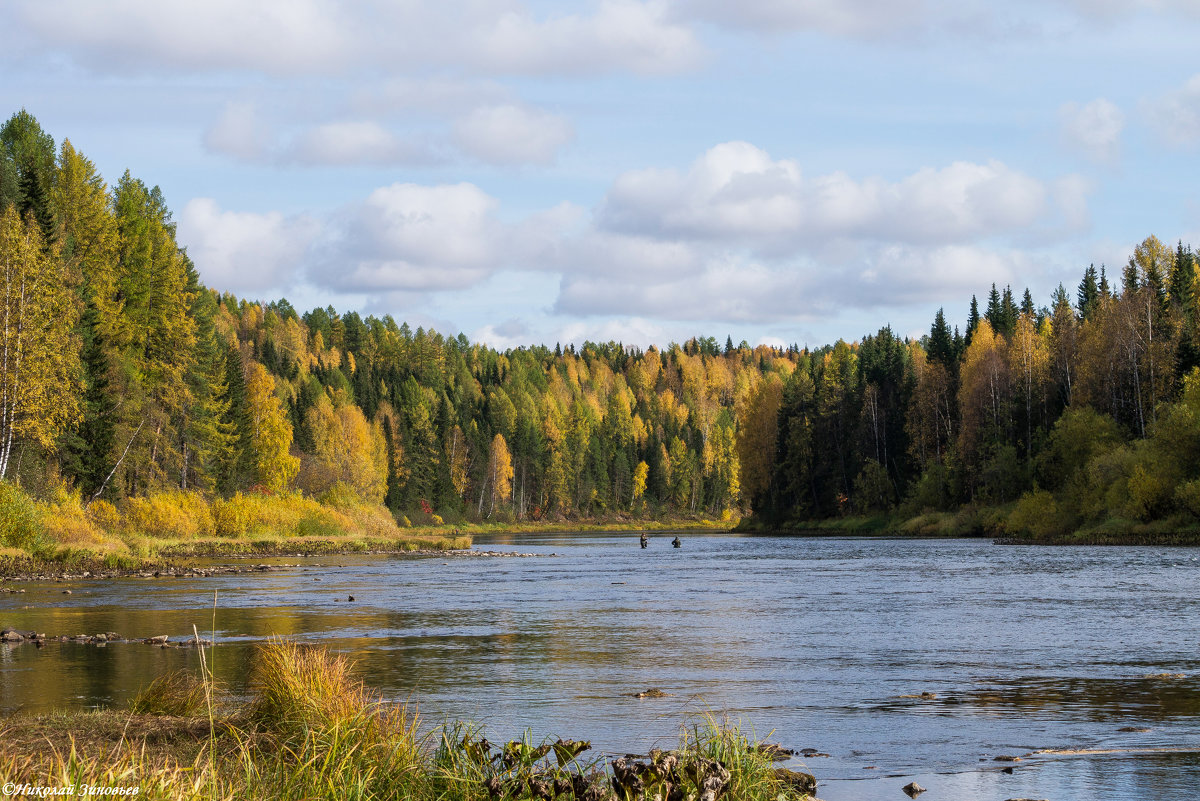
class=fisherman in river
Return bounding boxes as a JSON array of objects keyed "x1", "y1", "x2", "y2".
[
  {"x1": 639, "y1": 533, "x2": 648, "y2": 549},
  {"x1": 672, "y1": 536, "x2": 681, "y2": 548}
]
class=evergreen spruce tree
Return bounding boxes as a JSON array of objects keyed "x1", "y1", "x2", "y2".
[
  {"x1": 217, "y1": 342, "x2": 254, "y2": 495},
  {"x1": 965, "y1": 295, "x2": 981, "y2": 347},
  {"x1": 1122, "y1": 258, "x2": 1141, "y2": 295},
  {"x1": 928, "y1": 308, "x2": 954, "y2": 368},
  {"x1": 1077, "y1": 264, "x2": 1099, "y2": 320},
  {"x1": 1170, "y1": 241, "x2": 1196, "y2": 310},
  {"x1": 985, "y1": 284, "x2": 1002, "y2": 330},
  {"x1": 62, "y1": 296, "x2": 114, "y2": 498},
  {"x1": 999, "y1": 285, "x2": 1018, "y2": 337}
]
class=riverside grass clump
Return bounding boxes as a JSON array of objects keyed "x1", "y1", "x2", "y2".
[
  {"x1": 0, "y1": 640, "x2": 816, "y2": 801},
  {"x1": 129, "y1": 669, "x2": 216, "y2": 717}
]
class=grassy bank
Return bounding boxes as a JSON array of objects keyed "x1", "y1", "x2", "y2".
[
  {"x1": 738, "y1": 503, "x2": 1200, "y2": 545},
  {"x1": 0, "y1": 482, "x2": 469, "y2": 570},
  {"x1": 0, "y1": 481, "x2": 742, "y2": 571},
  {"x1": 0, "y1": 640, "x2": 817, "y2": 801},
  {"x1": 736, "y1": 505, "x2": 1011, "y2": 539}
]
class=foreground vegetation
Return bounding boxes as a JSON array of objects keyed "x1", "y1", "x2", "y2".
[{"x1": 0, "y1": 640, "x2": 816, "y2": 801}]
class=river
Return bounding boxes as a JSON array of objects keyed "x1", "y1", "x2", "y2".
[{"x1": 2, "y1": 533, "x2": 1199, "y2": 800}]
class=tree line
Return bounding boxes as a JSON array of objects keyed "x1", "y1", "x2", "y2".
[
  {"x1": 0, "y1": 110, "x2": 788, "y2": 525},
  {"x1": 749, "y1": 236, "x2": 1200, "y2": 538},
  {"x1": 5, "y1": 107, "x2": 1199, "y2": 537}
]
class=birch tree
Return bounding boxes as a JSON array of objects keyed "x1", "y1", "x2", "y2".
[{"x1": 0, "y1": 206, "x2": 81, "y2": 479}]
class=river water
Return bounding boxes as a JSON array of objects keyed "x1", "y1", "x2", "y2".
[{"x1": 2, "y1": 533, "x2": 1200, "y2": 800}]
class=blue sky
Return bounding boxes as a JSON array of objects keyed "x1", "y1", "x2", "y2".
[{"x1": 3, "y1": 0, "x2": 1200, "y2": 350}]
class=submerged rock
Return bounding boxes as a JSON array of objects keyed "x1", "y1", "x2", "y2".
[
  {"x1": 632, "y1": 688, "x2": 669, "y2": 698},
  {"x1": 903, "y1": 781, "x2": 926, "y2": 797},
  {"x1": 755, "y1": 742, "x2": 796, "y2": 760}
]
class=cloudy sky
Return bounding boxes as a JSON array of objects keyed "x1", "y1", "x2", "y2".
[{"x1": 3, "y1": 1, "x2": 1200, "y2": 349}]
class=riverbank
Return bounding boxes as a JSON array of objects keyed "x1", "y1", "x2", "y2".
[
  {"x1": 0, "y1": 640, "x2": 818, "y2": 801},
  {"x1": 0, "y1": 481, "x2": 735, "y2": 571},
  {"x1": 736, "y1": 505, "x2": 1200, "y2": 545},
  {"x1": 735, "y1": 506, "x2": 1006, "y2": 538}
]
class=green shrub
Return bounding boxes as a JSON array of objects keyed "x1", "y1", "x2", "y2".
[
  {"x1": 0, "y1": 481, "x2": 45, "y2": 552},
  {"x1": 1175, "y1": 479, "x2": 1200, "y2": 519},
  {"x1": 1007, "y1": 489, "x2": 1074, "y2": 540}
]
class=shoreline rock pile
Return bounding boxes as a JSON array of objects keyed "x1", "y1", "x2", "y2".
[{"x1": 0, "y1": 628, "x2": 213, "y2": 648}]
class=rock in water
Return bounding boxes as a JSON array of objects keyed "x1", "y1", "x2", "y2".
[
  {"x1": 756, "y1": 743, "x2": 796, "y2": 760},
  {"x1": 903, "y1": 782, "x2": 926, "y2": 798},
  {"x1": 773, "y1": 768, "x2": 817, "y2": 795}
]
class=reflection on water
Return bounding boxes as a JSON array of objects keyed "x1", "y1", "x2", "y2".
[{"x1": 3, "y1": 535, "x2": 1200, "y2": 800}]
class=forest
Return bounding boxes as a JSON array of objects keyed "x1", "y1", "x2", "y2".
[{"x1": 2, "y1": 107, "x2": 1200, "y2": 557}]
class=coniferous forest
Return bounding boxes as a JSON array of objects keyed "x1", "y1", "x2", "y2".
[{"x1": 4, "y1": 108, "x2": 1200, "y2": 557}]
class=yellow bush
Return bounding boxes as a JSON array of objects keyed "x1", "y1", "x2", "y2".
[
  {"x1": 42, "y1": 501, "x2": 118, "y2": 552},
  {"x1": 86, "y1": 499, "x2": 123, "y2": 533},
  {"x1": 123, "y1": 491, "x2": 215, "y2": 541},
  {"x1": 213, "y1": 491, "x2": 361, "y2": 539}
]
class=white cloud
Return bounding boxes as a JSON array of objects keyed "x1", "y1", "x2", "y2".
[
  {"x1": 1147, "y1": 74, "x2": 1200, "y2": 145},
  {"x1": 17, "y1": 0, "x2": 352, "y2": 75},
  {"x1": 471, "y1": 0, "x2": 702, "y2": 74},
  {"x1": 678, "y1": 0, "x2": 932, "y2": 38},
  {"x1": 351, "y1": 77, "x2": 510, "y2": 115},
  {"x1": 453, "y1": 104, "x2": 575, "y2": 165},
  {"x1": 1059, "y1": 98, "x2": 1124, "y2": 162},
  {"x1": 178, "y1": 199, "x2": 318, "y2": 294},
  {"x1": 552, "y1": 242, "x2": 1036, "y2": 323},
  {"x1": 473, "y1": 318, "x2": 534, "y2": 350},
  {"x1": 202, "y1": 107, "x2": 446, "y2": 166},
  {"x1": 677, "y1": 0, "x2": 1200, "y2": 39},
  {"x1": 554, "y1": 317, "x2": 675, "y2": 348},
  {"x1": 1057, "y1": 0, "x2": 1200, "y2": 19},
  {"x1": 203, "y1": 101, "x2": 275, "y2": 161},
  {"x1": 311, "y1": 182, "x2": 505, "y2": 293},
  {"x1": 178, "y1": 140, "x2": 1089, "y2": 331},
  {"x1": 598, "y1": 142, "x2": 1085, "y2": 247},
  {"x1": 11, "y1": 0, "x2": 701, "y2": 77},
  {"x1": 286, "y1": 121, "x2": 441, "y2": 166}
]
